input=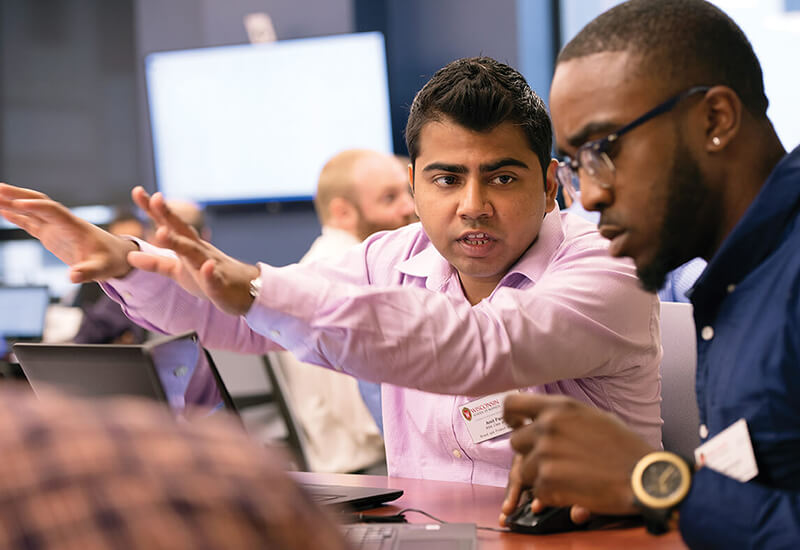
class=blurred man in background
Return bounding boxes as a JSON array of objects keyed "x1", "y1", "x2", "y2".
[{"x1": 278, "y1": 148, "x2": 415, "y2": 473}]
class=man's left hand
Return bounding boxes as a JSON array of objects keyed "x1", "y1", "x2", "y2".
[{"x1": 129, "y1": 186, "x2": 261, "y2": 316}]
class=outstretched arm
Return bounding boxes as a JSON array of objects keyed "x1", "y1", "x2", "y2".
[
  {"x1": 0, "y1": 183, "x2": 268, "y2": 351},
  {"x1": 129, "y1": 186, "x2": 259, "y2": 315},
  {"x1": 0, "y1": 183, "x2": 137, "y2": 282},
  {"x1": 0, "y1": 183, "x2": 211, "y2": 299}
]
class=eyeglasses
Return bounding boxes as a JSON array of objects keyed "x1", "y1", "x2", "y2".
[{"x1": 556, "y1": 86, "x2": 711, "y2": 202}]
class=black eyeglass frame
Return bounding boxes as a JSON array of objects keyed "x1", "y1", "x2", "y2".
[{"x1": 556, "y1": 85, "x2": 712, "y2": 200}]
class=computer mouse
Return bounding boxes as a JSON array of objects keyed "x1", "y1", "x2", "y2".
[{"x1": 505, "y1": 493, "x2": 581, "y2": 535}]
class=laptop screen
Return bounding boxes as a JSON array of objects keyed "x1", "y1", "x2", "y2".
[
  {"x1": 0, "y1": 286, "x2": 49, "y2": 340},
  {"x1": 148, "y1": 333, "x2": 232, "y2": 419},
  {"x1": 13, "y1": 332, "x2": 237, "y2": 423}
]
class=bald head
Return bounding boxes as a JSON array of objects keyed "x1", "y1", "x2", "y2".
[
  {"x1": 314, "y1": 149, "x2": 414, "y2": 240},
  {"x1": 314, "y1": 149, "x2": 372, "y2": 225}
]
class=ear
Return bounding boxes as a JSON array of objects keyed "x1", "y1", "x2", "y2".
[
  {"x1": 544, "y1": 159, "x2": 559, "y2": 213},
  {"x1": 700, "y1": 86, "x2": 742, "y2": 153},
  {"x1": 408, "y1": 163, "x2": 420, "y2": 219},
  {"x1": 327, "y1": 196, "x2": 359, "y2": 232}
]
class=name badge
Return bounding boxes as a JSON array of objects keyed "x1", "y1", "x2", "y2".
[
  {"x1": 693, "y1": 418, "x2": 759, "y2": 482},
  {"x1": 460, "y1": 391, "x2": 517, "y2": 444}
]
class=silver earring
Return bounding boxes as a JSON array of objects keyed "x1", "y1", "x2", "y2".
[{"x1": 711, "y1": 137, "x2": 721, "y2": 146}]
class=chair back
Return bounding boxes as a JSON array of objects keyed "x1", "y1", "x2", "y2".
[
  {"x1": 264, "y1": 352, "x2": 311, "y2": 471},
  {"x1": 659, "y1": 301, "x2": 700, "y2": 457},
  {"x1": 207, "y1": 348, "x2": 309, "y2": 471}
]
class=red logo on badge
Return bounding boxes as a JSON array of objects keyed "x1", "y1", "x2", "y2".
[{"x1": 462, "y1": 407, "x2": 472, "y2": 421}]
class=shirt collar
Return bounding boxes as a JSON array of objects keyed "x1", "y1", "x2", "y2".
[
  {"x1": 692, "y1": 145, "x2": 800, "y2": 309},
  {"x1": 320, "y1": 226, "x2": 361, "y2": 245},
  {"x1": 395, "y1": 208, "x2": 566, "y2": 292}
]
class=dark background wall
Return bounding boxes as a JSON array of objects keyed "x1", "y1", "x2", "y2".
[
  {"x1": 0, "y1": 0, "x2": 555, "y2": 269},
  {"x1": 0, "y1": 0, "x2": 139, "y2": 206}
]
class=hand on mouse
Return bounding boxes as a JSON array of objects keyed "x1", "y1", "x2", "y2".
[
  {"x1": 499, "y1": 474, "x2": 591, "y2": 526},
  {"x1": 500, "y1": 393, "x2": 655, "y2": 519}
]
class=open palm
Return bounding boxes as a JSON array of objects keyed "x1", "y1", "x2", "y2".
[
  {"x1": 130, "y1": 187, "x2": 260, "y2": 315},
  {"x1": 0, "y1": 183, "x2": 135, "y2": 282}
]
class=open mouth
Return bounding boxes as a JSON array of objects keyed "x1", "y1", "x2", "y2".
[{"x1": 458, "y1": 232, "x2": 494, "y2": 246}]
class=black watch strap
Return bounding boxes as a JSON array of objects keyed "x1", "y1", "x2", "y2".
[{"x1": 641, "y1": 507, "x2": 673, "y2": 536}]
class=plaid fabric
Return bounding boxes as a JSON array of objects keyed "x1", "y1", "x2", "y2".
[{"x1": 0, "y1": 385, "x2": 349, "y2": 550}]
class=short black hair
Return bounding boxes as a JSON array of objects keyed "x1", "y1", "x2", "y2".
[
  {"x1": 405, "y1": 57, "x2": 552, "y2": 179},
  {"x1": 558, "y1": 0, "x2": 768, "y2": 117}
]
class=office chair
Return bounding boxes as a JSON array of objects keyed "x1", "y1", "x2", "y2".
[
  {"x1": 206, "y1": 349, "x2": 310, "y2": 471},
  {"x1": 658, "y1": 301, "x2": 700, "y2": 458},
  {"x1": 263, "y1": 352, "x2": 311, "y2": 471}
]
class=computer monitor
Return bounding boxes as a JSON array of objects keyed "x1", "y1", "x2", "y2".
[
  {"x1": 0, "y1": 285, "x2": 50, "y2": 340},
  {"x1": 145, "y1": 31, "x2": 393, "y2": 205}
]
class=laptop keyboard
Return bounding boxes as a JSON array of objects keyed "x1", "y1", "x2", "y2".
[{"x1": 341, "y1": 525, "x2": 396, "y2": 549}]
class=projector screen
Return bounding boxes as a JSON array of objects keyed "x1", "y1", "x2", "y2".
[{"x1": 145, "y1": 32, "x2": 393, "y2": 204}]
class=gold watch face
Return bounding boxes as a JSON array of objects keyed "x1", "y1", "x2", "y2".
[
  {"x1": 632, "y1": 451, "x2": 691, "y2": 510},
  {"x1": 641, "y1": 460, "x2": 684, "y2": 498}
]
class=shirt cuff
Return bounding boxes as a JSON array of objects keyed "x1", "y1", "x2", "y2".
[
  {"x1": 243, "y1": 263, "x2": 328, "y2": 356},
  {"x1": 101, "y1": 238, "x2": 180, "y2": 307}
]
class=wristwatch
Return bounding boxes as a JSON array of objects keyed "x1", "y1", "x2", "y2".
[
  {"x1": 631, "y1": 451, "x2": 693, "y2": 535},
  {"x1": 248, "y1": 272, "x2": 263, "y2": 300}
]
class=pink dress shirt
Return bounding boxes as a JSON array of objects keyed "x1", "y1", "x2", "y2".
[{"x1": 104, "y1": 209, "x2": 662, "y2": 487}]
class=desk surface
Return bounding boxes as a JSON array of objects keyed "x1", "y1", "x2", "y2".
[{"x1": 294, "y1": 472, "x2": 688, "y2": 550}]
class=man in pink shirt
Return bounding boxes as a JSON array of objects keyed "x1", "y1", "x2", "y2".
[{"x1": 0, "y1": 57, "x2": 661, "y2": 487}]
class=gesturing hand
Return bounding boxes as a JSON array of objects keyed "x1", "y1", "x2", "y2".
[
  {"x1": 129, "y1": 186, "x2": 261, "y2": 316},
  {"x1": 500, "y1": 394, "x2": 654, "y2": 520},
  {"x1": 0, "y1": 183, "x2": 138, "y2": 282}
]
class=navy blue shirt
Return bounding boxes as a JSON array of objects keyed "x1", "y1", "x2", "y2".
[{"x1": 679, "y1": 145, "x2": 800, "y2": 549}]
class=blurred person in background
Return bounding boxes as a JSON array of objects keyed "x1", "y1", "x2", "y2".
[{"x1": 279, "y1": 148, "x2": 415, "y2": 473}]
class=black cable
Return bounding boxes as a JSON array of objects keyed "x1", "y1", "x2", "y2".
[{"x1": 394, "y1": 508, "x2": 443, "y2": 523}]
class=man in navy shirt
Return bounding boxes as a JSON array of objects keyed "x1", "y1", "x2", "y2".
[{"x1": 501, "y1": 0, "x2": 800, "y2": 548}]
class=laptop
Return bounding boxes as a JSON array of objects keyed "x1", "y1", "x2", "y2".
[
  {"x1": 298, "y1": 481, "x2": 403, "y2": 510},
  {"x1": 13, "y1": 331, "x2": 404, "y2": 510},
  {"x1": 340, "y1": 523, "x2": 477, "y2": 550},
  {"x1": 14, "y1": 331, "x2": 236, "y2": 417},
  {"x1": 0, "y1": 285, "x2": 50, "y2": 342}
]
